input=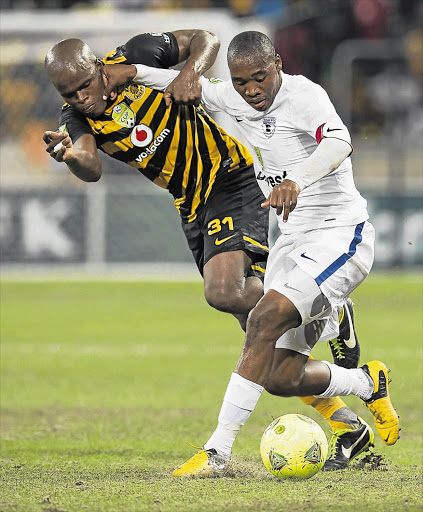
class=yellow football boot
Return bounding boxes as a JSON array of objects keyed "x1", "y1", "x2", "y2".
[
  {"x1": 172, "y1": 448, "x2": 229, "y2": 477},
  {"x1": 361, "y1": 361, "x2": 400, "y2": 445}
]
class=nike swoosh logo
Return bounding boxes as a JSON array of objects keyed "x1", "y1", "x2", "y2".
[
  {"x1": 341, "y1": 428, "x2": 368, "y2": 459},
  {"x1": 284, "y1": 283, "x2": 302, "y2": 293},
  {"x1": 343, "y1": 304, "x2": 357, "y2": 348},
  {"x1": 326, "y1": 128, "x2": 342, "y2": 132},
  {"x1": 300, "y1": 252, "x2": 317, "y2": 263},
  {"x1": 215, "y1": 235, "x2": 235, "y2": 246}
]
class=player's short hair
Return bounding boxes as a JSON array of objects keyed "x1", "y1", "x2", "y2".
[
  {"x1": 45, "y1": 38, "x2": 97, "y2": 77},
  {"x1": 228, "y1": 31, "x2": 276, "y2": 67}
]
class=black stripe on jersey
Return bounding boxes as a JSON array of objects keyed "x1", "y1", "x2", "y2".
[
  {"x1": 167, "y1": 105, "x2": 187, "y2": 198},
  {"x1": 134, "y1": 89, "x2": 162, "y2": 123},
  {"x1": 233, "y1": 137, "x2": 248, "y2": 168},
  {"x1": 95, "y1": 127, "x2": 132, "y2": 148},
  {"x1": 194, "y1": 116, "x2": 213, "y2": 208},
  {"x1": 180, "y1": 118, "x2": 199, "y2": 219},
  {"x1": 199, "y1": 112, "x2": 230, "y2": 167},
  {"x1": 141, "y1": 100, "x2": 177, "y2": 173}
]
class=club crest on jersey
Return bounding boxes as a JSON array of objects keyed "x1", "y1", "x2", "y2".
[
  {"x1": 112, "y1": 103, "x2": 135, "y2": 128},
  {"x1": 262, "y1": 117, "x2": 276, "y2": 138},
  {"x1": 125, "y1": 84, "x2": 145, "y2": 101}
]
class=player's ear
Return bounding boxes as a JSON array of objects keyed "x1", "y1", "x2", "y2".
[
  {"x1": 98, "y1": 60, "x2": 108, "y2": 87},
  {"x1": 275, "y1": 54, "x2": 282, "y2": 71}
]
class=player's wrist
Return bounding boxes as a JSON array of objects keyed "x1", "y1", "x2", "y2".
[
  {"x1": 127, "y1": 65, "x2": 137, "y2": 81},
  {"x1": 285, "y1": 177, "x2": 304, "y2": 192}
]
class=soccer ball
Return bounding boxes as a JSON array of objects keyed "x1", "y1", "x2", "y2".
[{"x1": 260, "y1": 413, "x2": 328, "y2": 479}]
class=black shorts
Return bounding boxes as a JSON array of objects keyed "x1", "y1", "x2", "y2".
[{"x1": 181, "y1": 164, "x2": 269, "y2": 278}]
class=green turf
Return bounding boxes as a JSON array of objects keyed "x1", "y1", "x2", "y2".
[{"x1": 1, "y1": 274, "x2": 422, "y2": 512}]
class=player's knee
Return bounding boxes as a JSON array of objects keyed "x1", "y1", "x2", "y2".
[
  {"x1": 246, "y1": 297, "x2": 292, "y2": 341},
  {"x1": 204, "y1": 279, "x2": 243, "y2": 313}
]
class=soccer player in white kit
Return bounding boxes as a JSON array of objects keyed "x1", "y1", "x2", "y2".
[{"x1": 119, "y1": 31, "x2": 400, "y2": 476}]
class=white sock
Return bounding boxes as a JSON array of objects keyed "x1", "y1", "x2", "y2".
[
  {"x1": 204, "y1": 372, "x2": 263, "y2": 457},
  {"x1": 314, "y1": 361, "x2": 374, "y2": 401}
]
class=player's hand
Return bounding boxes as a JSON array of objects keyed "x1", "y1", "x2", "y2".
[
  {"x1": 163, "y1": 68, "x2": 202, "y2": 107},
  {"x1": 43, "y1": 130, "x2": 76, "y2": 163},
  {"x1": 261, "y1": 180, "x2": 301, "y2": 222},
  {"x1": 102, "y1": 64, "x2": 137, "y2": 101}
]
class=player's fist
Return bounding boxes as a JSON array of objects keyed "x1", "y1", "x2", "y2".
[
  {"x1": 43, "y1": 130, "x2": 75, "y2": 163},
  {"x1": 164, "y1": 68, "x2": 202, "y2": 107},
  {"x1": 102, "y1": 64, "x2": 137, "y2": 101},
  {"x1": 261, "y1": 179, "x2": 300, "y2": 222}
]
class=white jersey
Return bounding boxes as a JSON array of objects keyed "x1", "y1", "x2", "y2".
[{"x1": 201, "y1": 72, "x2": 369, "y2": 235}]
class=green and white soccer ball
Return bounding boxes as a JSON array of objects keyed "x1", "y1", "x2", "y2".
[{"x1": 260, "y1": 413, "x2": 328, "y2": 479}]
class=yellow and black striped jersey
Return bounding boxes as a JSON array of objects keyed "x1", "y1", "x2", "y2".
[{"x1": 59, "y1": 33, "x2": 253, "y2": 221}]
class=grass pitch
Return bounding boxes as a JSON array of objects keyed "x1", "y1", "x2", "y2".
[{"x1": 1, "y1": 274, "x2": 422, "y2": 512}]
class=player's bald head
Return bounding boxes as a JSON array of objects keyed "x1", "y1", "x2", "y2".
[
  {"x1": 227, "y1": 31, "x2": 276, "y2": 68},
  {"x1": 45, "y1": 38, "x2": 97, "y2": 82}
]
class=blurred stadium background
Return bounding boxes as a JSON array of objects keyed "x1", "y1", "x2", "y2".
[{"x1": 1, "y1": 0, "x2": 422, "y2": 278}]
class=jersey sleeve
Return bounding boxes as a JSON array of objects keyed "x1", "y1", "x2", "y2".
[
  {"x1": 289, "y1": 79, "x2": 344, "y2": 140},
  {"x1": 103, "y1": 32, "x2": 179, "y2": 68},
  {"x1": 59, "y1": 104, "x2": 93, "y2": 144},
  {"x1": 200, "y1": 77, "x2": 232, "y2": 113}
]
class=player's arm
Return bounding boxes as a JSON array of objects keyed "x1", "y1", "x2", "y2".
[
  {"x1": 262, "y1": 122, "x2": 353, "y2": 222},
  {"x1": 43, "y1": 130, "x2": 102, "y2": 182},
  {"x1": 166, "y1": 29, "x2": 220, "y2": 105},
  {"x1": 102, "y1": 30, "x2": 219, "y2": 106},
  {"x1": 130, "y1": 67, "x2": 230, "y2": 112}
]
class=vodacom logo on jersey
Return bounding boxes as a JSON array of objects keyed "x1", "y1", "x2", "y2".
[{"x1": 131, "y1": 124, "x2": 171, "y2": 163}]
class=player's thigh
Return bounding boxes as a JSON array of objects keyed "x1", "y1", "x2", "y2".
[
  {"x1": 202, "y1": 165, "x2": 269, "y2": 271},
  {"x1": 264, "y1": 231, "x2": 337, "y2": 355},
  {"x1": 278, "y1": 221, "x2": 375, "y2": 307},
  {"x1": 203, "y1": 250, "x2": 253, "y2": 285},
  {"x1": 266, "y1": 263, "x2": 334, "y2": 356},
  {"x1": 266, "y1": 222, "x2": 375, "y2": 356}
]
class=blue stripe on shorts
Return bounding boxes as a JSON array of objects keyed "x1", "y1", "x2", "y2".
[{"x1": 315, "y1": 222, "x2": 365, "y2": 286}]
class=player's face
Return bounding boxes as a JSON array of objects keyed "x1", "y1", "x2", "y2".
[
  {"x1": 52, "y1": 60, "x2": 107, "y2": 118},
  {"x1": 229, "y1": 55, "x2": 282, "y2": 111}
]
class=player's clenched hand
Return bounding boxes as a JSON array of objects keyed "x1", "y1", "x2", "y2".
[
  {"x1": 102, "y1": 64, "x2": 137, "y2": 101},
  {"x1": 163, "y1": 68, "x2": 202, "y2": 107},
  {"x1": 43, "y1": 130, "x2": 76, "y2": 163},
  {"x1": 261, "y1": 179, "x2": 301, "y2": 223}
]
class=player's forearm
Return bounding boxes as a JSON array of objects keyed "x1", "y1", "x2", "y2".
[
  {"x1": 288, "y1": 138, "x2": 351, "y2": 191},
  {"x1": 134, "y1": 65, "x2": 179, "y2": 90},
  {"x1": 183, "y1": 30, "x2": 220, "y2": 76},
  {"x1": 65, "y1": 149, "x2": 102, "y2": 182}
]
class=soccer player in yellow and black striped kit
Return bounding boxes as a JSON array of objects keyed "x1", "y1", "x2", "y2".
[{"x1": 44, "y1": 30, "x2": 268, "y2": 329}]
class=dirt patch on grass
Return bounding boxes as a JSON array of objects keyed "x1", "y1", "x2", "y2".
[{"x1": 353, "y1": 452, "x2": 392, "y2": 471}]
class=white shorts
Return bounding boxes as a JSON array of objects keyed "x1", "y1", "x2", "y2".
[{"x1": 264, "y1": 221, "x2": 375, "y2": 356}]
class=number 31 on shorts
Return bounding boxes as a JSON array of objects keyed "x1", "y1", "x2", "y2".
[{"x1": 207, "y1": 216, "x2": 234, "y2": 235}]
